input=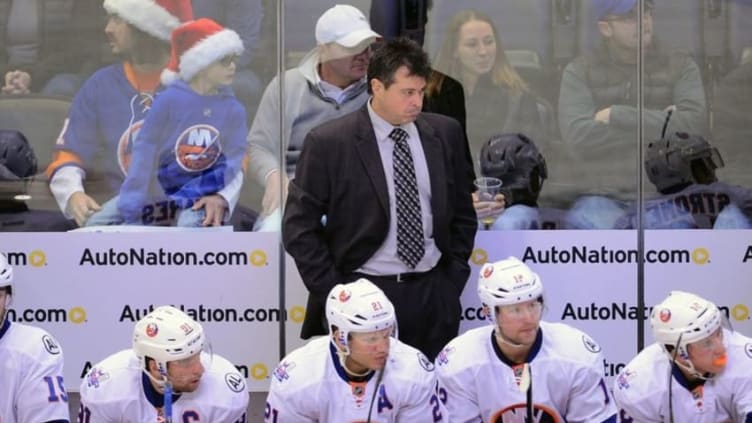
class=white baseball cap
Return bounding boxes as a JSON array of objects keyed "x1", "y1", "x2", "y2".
[{"x1": 315, "y1": 4, "x2": 381, "y2": 48}]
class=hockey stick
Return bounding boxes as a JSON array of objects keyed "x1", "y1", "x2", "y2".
[
  {"x1": 164, "y1": 381, "x2": 174, "y2": 423},
  {"x1": 668, "y1": 332, "x2": 683, "y2": 423},
  {"x1": 366, "y1": 367, "x2": 386, "y2": 423},
  {"x1": 518, "y1": 363, "x2": 533, "y2": 422}
]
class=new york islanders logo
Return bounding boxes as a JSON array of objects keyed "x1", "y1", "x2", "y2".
[
  {"x1": 174, "y1": 124, "x2": 222, "y2": 172},
  {"x1": 145, "y1": 323, "x2": 159, "y2": 337},
  {"x1": 482, "y1": 265, "x2": 494, "y2": 278},
  {"x1": 117, "y1": 119, "x2": 144, "y2": 175},
  {"x1": 339, "y1": 289, "x2": 352, "y2": 302}
]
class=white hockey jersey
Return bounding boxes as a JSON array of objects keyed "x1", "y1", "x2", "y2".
[
  {"x1": 613, "y1": 330, "x2": 752, "y2": 423},
  {"x1": 435, "y1": 321, "x2": 617, "y2": 423},
  {"x1": 0, "y1": 320, "x2": 71, "y2": 423},
  {"x1": 265, "y1": 336, "x2": 445, "y2": 422},
  {"x1": 79, "y1": 349, "x2": 248, "y2": 423}
]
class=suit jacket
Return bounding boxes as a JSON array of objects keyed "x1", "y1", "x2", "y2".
[{"x1": 283, "y1": 105, "x2": 477, "y2": 338}]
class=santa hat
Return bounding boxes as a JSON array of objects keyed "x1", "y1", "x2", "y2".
[
  {"x1": 103, "y1": 0, "x2": 193, "y2": 41},
  {"x1": 161, "y1": 18, "x2": 244, "y2": 85}
]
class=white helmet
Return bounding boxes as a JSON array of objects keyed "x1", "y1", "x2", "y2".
[
  {"x1": 325, "y1": 278, "x2": 396, "y2": 353},
  {"x1": 0, "y1": 253, "x2": 13, "y2": 325},
  {"x1": 651, "y1": 290, "x2": 722, "y2": 359},
  {"x1": 133, "y1": 306, "x2": 205, "y2": 380},
  {"x1": 0, "y1": 253, "x2": 13, "y2": 291},
  {"x1": 477, "y1": 256, "x2": 543, "y2": 313}
]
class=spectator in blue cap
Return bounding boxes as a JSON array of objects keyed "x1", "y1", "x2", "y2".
[
  {"x1": 556, "y1": 0, "x2": 707, "y2": 225},
  {"x1": 592, "y1": 0, "x2": 646, "y2": 22}
]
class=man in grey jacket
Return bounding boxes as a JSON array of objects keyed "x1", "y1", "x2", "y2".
[
  {"x1": 247, "y1": 4, "x2": 380, "y2": 219},
  {"x1": 557, "y1": 0, "x2": 707, "y2": 205}
]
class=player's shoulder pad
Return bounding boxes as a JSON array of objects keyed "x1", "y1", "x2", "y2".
[
  {"x1": 204, "y1": 354, "x2": 248, "y2": 396},
  {"x1": 25, "y1": 325, "x2": 64, "y2": 357},
  {"x1": 81, "y1": 349, "x2": 140, "y2": 396},
  {"x1": 270, "y1": 337, "x2": 329, "y2": 391},
  {"x1": 388, "y1": 339, "x2": 436, "y2": 377},
  {"x1": 720, "y1": 331, "x2": 752, "y2": 376},
  {"x1": 9, "y1": 324, "x2": 64, "y2": 360},
  {"x1": 542, "y1": 321, "x2": 603, "y2": 364},
  {"x1": 435, "y1": 326, "x2": 490, "y2": 373},
  {"x1": 612, "y1": 344, "x2": 667, "y2": 401}
]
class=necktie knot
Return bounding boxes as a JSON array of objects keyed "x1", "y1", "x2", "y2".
[{"x1": 389, "y1": 127, "x2": 409, "y2": 144}]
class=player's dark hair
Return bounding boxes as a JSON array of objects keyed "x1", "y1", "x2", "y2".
[{"x1": 367, "y1": 37, "x2": 431, "y2": 94}]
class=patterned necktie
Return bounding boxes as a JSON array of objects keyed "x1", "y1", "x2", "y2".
[{"x1": 389, "y1": 127, "x2": 425, "y2": 268}]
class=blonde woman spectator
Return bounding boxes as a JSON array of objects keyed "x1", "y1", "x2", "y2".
[{"x1": 434, "y1": 9, "x2": 542, "y2": 174}]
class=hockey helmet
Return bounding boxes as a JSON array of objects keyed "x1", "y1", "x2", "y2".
[
  {"x1": 326, "y1": 278, "x2": 396, "y2": 352},
  {"x1": 651, "y1": 291, "x2": 723, "y2": 359},
  {"x1": 133, "y1": 306, "x2": 206, "y2": 380},
  {"x1": 0, "y1": 130, "x2": 37, "y2": 181},
  {"x1": 480, "y1": 133, "x2": 547, "y2": 206},
  {"x1": 478, "y1": 256, "x2": 543, "y2": 319},
  {"x1": 644, "y1": 132, "x2": 723, "y2": 194},
  {"x1": 0, "y1": 253, "x2": 13, "y2": 323},
  {"x1": 0, "y1": 253, "x2": 12, "y2": 291}
]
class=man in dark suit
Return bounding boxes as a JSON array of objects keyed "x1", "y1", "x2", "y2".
[{"x1": 283, "y1": 37, "x2": 477, "y2": 360}]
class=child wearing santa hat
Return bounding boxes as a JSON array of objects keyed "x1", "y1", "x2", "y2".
[{"x1": 116, "y1": 18, "x2": 248, "y2": 227}]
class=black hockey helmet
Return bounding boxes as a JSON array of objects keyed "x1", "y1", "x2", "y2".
[
  {"x1": 480, "y1": 133, "x2": 548, "y2": 206},
  {"x1": 0, "y1": 130, "x2": 37, "y2": 181},
  {"x1": 644, "y1": 132, "x2": 723, "y2": 194}
]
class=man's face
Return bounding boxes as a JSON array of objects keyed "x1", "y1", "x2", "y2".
[
  {"x1": 686, "y1": 327, "x2": 727, "y2": 375},
  {"x1": 319, "y1": 43, "x2": 372, "y2": 88},
  {"x1": 455, "y1": 19, "x2": 497, "y2": 78},
  {"x1": 370, "y1": 66, "x2": 425, "y2": 126},
  {"x1": 105, "y1": 15, "x2": 135, "y2": 56},
  {"x1": 598, "y1": 6, "x2": 653, "y2": 51},
  {"x1": 161, "y1": 353, "x2": 205, "y2": 393},
  {"x1": 494, "y1": 299, "x2": 543, "y2": 346},
  {"x1": 340, "y1": 327, "x2": 391, "y2": 372}
]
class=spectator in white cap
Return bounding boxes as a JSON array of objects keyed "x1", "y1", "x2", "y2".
[
  {"x1": 111, "y1": 18, "x2": 249, "y2": 227},
  {"x1": 47, "y1": 0, "x2": 193, "y2": 227},
  {"x1": 247, "y1": 4, "x2": 381, "y2": 223}
]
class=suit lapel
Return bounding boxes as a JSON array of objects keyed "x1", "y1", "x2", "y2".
[
  {"x1": 415, "y1": 116, "x2": 447, "y2": 214},
  {"x1": 354, "y1": 107, "x2": 390, "y2": 215}
]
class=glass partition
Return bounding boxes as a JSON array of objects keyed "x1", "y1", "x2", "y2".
[{"x1": 2, "y1": 1, "x2": 751, "y2": 410}]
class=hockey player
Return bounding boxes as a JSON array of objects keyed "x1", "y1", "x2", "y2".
[
  {"x1": 265, "y1": 279, "x2": 446, "y2": 422},
  {"x1": 79, "y1": 305, "x2": 248, "y2": 422},
  {"x1": 0, "y1": 253, "x2": 71, "y2": 423},
  {"x1": 613, "y1": 291, "x2": 752, "y2": 422},
  {"x1": 45, "y1": 0, "x2": 194, "y2": 227},
  {"x1": 111, "y1": 18, "x2": 247, "y2": 227},
  {"x1": 436, "y1": 257, "x2": 617, "y2": 422},
  {"x1": 477, "y1": 133, "x2": 570, "y2": 230},
  {"x1": 615, "y1": 132, "x2": 752, "y2": 229}
]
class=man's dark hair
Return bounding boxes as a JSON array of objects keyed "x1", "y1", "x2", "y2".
[
  {"x1": 127, "y1": 24, "x2": 171, "y2": 66},
  {"x1": 367, "y1": 37, "x2": 431, "y2": 94}
]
